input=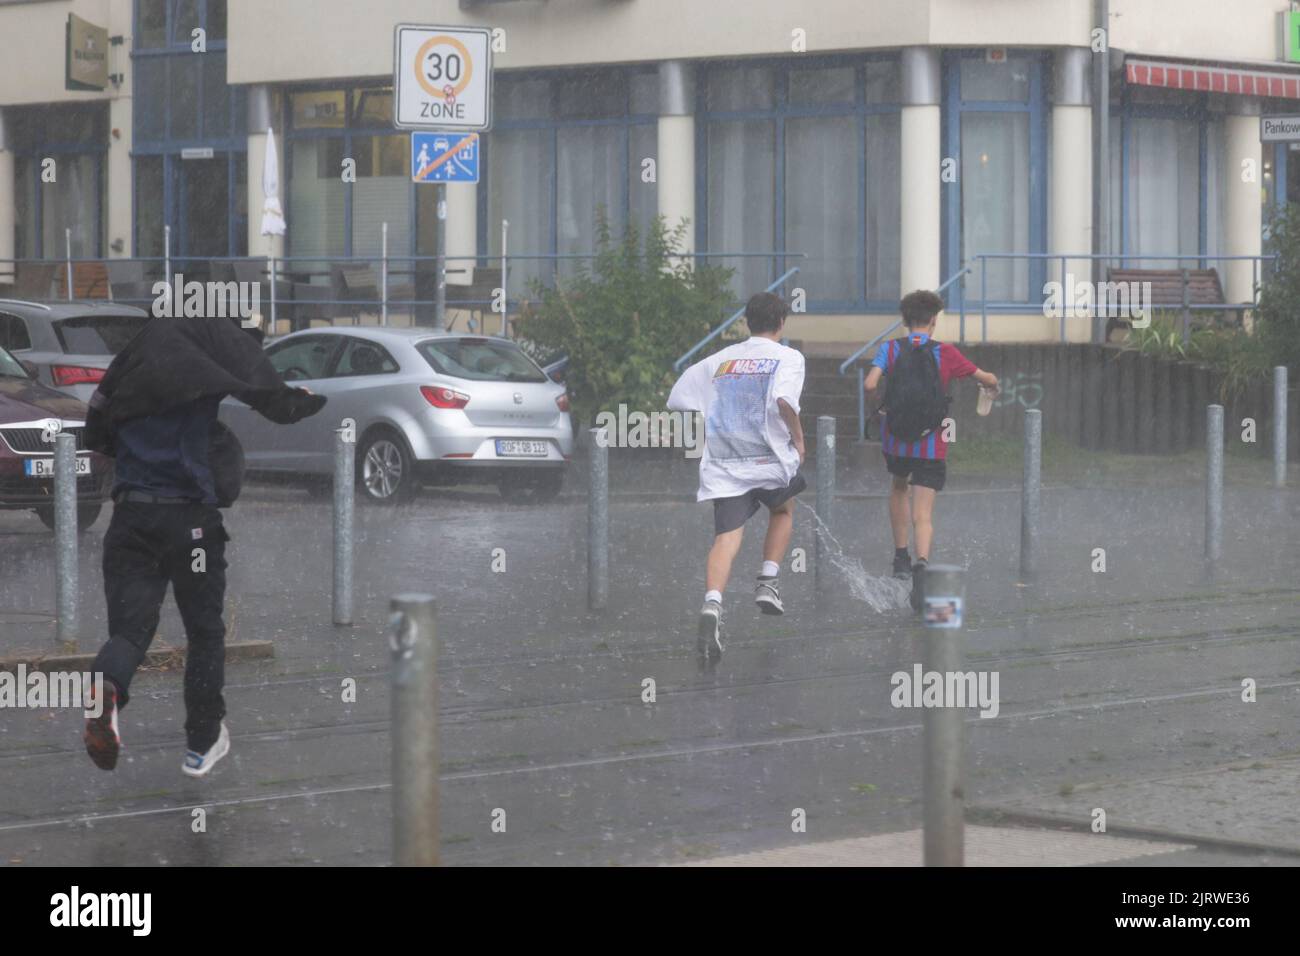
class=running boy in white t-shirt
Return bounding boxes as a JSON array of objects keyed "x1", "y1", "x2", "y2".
[{"x1": 667, "y1": 292, "x2": 806, "y2": 660}]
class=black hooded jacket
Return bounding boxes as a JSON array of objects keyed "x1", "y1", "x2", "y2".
[{"x1": 85, "y1": 317, "x2": 327, "y2": 505}]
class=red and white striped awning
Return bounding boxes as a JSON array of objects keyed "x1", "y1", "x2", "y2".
[{"x1": 1126, "y1": 58, "x2": 1300, "y2": 99}]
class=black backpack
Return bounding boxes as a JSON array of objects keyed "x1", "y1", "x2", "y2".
[{"x1": 883, "y1": 338, "x2": 949, "y2": 443}]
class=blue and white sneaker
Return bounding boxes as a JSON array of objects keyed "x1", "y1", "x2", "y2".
[
  {"x1": 182, "y1": 722, "x2": 230, "y2": 778},
  {"x1": 698, "y1": 599, "x2": 723, "y2": 660}
]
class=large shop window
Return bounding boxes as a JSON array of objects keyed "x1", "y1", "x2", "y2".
[
  {"x1": 9, "y1": 106, "x2": 106, "y2": 259},
  {"x1": 131, "y1": 1, "x2": 245, "y2": 260},
  {"x1": 1113, "y1": 89, "x2": 1226, "y2": 269},
  {"x1": 285, "y1": 87, "x2": 411, "y2": 270},
  {"x1": 945, "y1": 51, "x2": 1047, "y2": 304},
  {"x1": 701, "y1": 57, "x2": 901, "y2": 310},
  {"x1": 485, "y1": 69, "x2": 659, "y2": 298}
]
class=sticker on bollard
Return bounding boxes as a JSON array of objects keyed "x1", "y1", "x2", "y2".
[
  {"x1": 922, "y1": 564, "x2": 966, "y2": 630},
  {"x1": 923, "y1": 595, "x2": 963, "y2": 629}
]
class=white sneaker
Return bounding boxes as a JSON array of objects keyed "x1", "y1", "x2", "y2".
[
  {"x1": 698, "y1": 600, "x2": 723, "y2": 660},
  {"x1": 754, "y1": 577, "x2": 784, "y2": 615},
  {"x1": 182, "y1": 722, "x2": 230, "y2": 777}
]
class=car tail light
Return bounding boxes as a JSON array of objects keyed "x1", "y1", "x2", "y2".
[
  {"x1": 420, "y1": 385, "x2": 470, "y2": 409},
  {"x1": 52, "y1": 365, "x2": 105, "y2": 386},
  {"x1": 555, "y1": 392, "x2": 570, "y2": 413}
]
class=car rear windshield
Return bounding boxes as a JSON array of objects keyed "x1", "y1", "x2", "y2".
[
  {"x1": 417, "y1": 338, "x2": 547, "y2": 383},
  {"x1": 53, "y1": 314, "x2": 149, "y2": 355}
]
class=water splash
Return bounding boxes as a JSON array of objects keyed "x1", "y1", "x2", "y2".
[{"x1": 796, "y1": 500, "x2": 911, "y2": 612}]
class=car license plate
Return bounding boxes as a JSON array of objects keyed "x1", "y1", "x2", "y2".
[
  {"x1": 24, "y1": 456, "x2": 91, "y2": 477},
  {"x1": 495, "y1": 440, "x2": 548, "y2": 458}
]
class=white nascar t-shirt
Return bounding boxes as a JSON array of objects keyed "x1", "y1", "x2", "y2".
[{"x1": 667, "y1": 337, "x2": 805, "y2": 502}]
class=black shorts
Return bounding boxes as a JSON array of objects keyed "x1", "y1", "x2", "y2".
[
  {"x1": 885, "y1": 454, "x2": 947, "y2": 492},
  {"x1": 712, "y1": 473, "x2": 807, "y2": 535}
]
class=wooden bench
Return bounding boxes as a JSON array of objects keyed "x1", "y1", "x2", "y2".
[{"x1": 1103, "y1": 267, "x2": 1226, "y2": 341}]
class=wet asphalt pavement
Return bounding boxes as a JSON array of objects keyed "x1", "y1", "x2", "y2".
[{"x1": 1, "y1": 453, "x2": 1298, "y2": 866}]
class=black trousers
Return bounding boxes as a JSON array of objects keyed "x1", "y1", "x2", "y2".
[{"x1": 93, "y1": 501, "x2": 229, "y2": 752}]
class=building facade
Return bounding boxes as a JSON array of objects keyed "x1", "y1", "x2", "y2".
[{"x1": 0, "y1": 0, "x2": 1296, "y2": 346}]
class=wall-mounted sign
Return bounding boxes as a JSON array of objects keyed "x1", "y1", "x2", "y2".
[
  {"x1": 1280, "y1": 10, "x2": 1300, "y2": 64},
  {"x1": 1261, "y1": 115, "x2": 1300, "y2": 142},
  {"x1": 65, "y1": 13, "x2": 109, "y2": 91},
  {"x1": 181, "y1": 147, "x2": 215, "y2": 160}
]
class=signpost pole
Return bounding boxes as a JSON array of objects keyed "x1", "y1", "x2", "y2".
[
  {"x1": 395, "y1": 26, "x2": 491, "y2": 334},
  {"x1": 435, "y1": 183, "x2": 447, "y2": 331}
]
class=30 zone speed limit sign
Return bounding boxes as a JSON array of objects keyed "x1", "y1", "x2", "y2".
[{"x1": 394, "y1": 25, "x2": 493, "y2": 131}]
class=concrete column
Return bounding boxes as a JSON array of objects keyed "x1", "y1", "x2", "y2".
[
  {"x1": 1051, "y1": 47, "x2": 1093, "y2": 341},
  {"x1": 900, "y1": 47, "x2": 941, "y2": 297},
  {"x1": 1224, "y1": 103, "x2": 1263, "y2": 308},
  {"x1": 657, "y1": 60, "x2": 695, "y2": 255},
  {"x1": 0, "y1": 110, "x2": 14, "y2": 288},
  {"x1": 246, "y1": 85, "x2": 284, "y2": 259},
  {"x1": 107, "y1": 96, "x2": 133, "y2": 258}
]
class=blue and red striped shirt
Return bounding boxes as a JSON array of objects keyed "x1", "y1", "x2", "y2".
[{"x1": 872, "y1": 333, "x2": 977, "y2": 460}]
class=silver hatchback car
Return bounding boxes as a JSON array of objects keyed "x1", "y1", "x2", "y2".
[
  {"x1": 219, "y1": 327, "x2": 573, "y2": 503},
  {"x1": 0, "y1": 299, "x2": 151, "y2": 402}
]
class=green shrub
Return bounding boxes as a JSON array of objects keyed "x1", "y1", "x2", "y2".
[
  {"x1": 513, "y1": 212, "x2": 734, "y2": 425},
  {"x1": 1125, "y1": 315, "x2": 1271, "y2": 402},
  {"x1": 1256, "y1": 204, "x2": 1300, "y2": 377}
]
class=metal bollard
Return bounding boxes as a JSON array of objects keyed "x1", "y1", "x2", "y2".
[
  {"x1": 333, "y1": 428, "x2": 355, "y2": 626},
  {"x1": 1274, "y1": 366, "x2": 1288, "y2": 490},
  {"x1": 815, "y1": 415, "x2": 836, "y2": 593},
  {"x1": 588, "y1": 427, "x2": 609, "y2": 610},
  {"x1": 54, "y1": 431, "x2": 78, "y2": 645},
  {"x1": 921, "y1": 563, "x2": 966, "y2": 867},
  {"x1": 1206, "y1": 404, "x2": 1223, "y2": 565},
  {"x1": 390, "y1": 593, "x2": 439, "y2": 866},
  {"x1": 1019, "y1": 409, "x2": 1041, "y2": 582}
]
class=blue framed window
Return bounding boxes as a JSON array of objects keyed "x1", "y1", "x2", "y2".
[
  {"x1": 942, "y1": 50, "x2": 1048, "y2": 305},
  {"x1": 283, "y1": 86, "x2": 412, "y2": 270},
  {"x1": 698, "y1": 55, "x2": 901, "y2": 311},
  {"x1": 1114, "y1": 86, "x2": 1224, "y2": 268},
  {"x1": 10, "y1": 104, "x2": 107, "y2": 259},
  {"x1": 480, "y1": 67, "x2": 659, "y2": 298},
  {"x1": 132, "y1": 0, "x2": 246, "y2": 262}
]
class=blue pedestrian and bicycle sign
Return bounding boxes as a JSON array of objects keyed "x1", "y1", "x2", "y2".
[{"x1": 411, "y1": 131, "x2": 479, "y2": 184}]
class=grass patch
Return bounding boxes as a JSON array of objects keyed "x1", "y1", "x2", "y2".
[{"x1": 948, "y1": 432, "x2": 1279, "y2": 487}]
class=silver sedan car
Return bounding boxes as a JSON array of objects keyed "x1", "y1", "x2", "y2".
[{"x1": 220, "y1": 327, "x2": 573, "y2": 503}]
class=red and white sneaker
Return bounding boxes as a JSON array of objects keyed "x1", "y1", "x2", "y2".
[{"x1": 83, "y1": 681, "x2": 121, "y2": 771}]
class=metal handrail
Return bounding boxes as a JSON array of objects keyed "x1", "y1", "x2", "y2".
[
  {"x1": 967, "y1": 251, "x2": 1280, "y2": 344},
  {"x1": 0, "y1": 242, "x2": 806, "y2": 337},
  {"x1": 672, "y1": 266, "x2": 801, "y2": 373}
]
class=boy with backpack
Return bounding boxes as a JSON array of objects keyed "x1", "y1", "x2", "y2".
[
  {"x1": 864, "y1": 290, "x2": 999, "y2": 610},
  {"x1": 667, "y1": 292, "x2": 806, "y2": 660}
]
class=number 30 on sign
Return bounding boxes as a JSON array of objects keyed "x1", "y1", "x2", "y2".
[{"x1": 394, "y1": 24, "x2": 493, "y2": 131}]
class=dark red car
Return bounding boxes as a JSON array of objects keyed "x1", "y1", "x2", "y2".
[{"x1": 0, "y1": 344, "x2": 110, "y2": 529}]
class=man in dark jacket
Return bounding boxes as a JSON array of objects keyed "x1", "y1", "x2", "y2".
[{"x1": 82, "y1": 315, "x2": 326, "y2": 776}]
